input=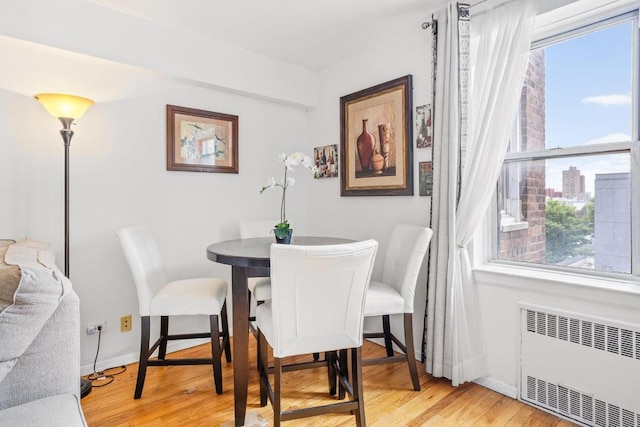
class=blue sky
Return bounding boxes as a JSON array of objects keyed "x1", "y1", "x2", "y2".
[{"x1": 543, "y1": 20, "x2": 632, "y2": 195}]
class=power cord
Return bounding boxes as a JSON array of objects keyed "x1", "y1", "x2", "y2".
[{"x1": 83, "y1": 325, "x2": 126, "y2": 388}]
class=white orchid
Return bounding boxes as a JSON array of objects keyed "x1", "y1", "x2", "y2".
[
  {"x1": 260, "y1": 152, "x2": 314, "y2": 239},
  {"x1": 262, "y1": 176, "x2": 276, "y2": 191}
]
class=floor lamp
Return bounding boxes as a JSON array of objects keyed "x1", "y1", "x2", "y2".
[{"x1": 34, "y1": 93, "x2": 95, "y2": 398}]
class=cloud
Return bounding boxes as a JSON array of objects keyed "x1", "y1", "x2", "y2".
[
  {"x1": 586, "y1": 133, "x2": 631, "y2": 145},
  {"x1": 581, "y1": 94, "x2": 631, "y2": 106}
]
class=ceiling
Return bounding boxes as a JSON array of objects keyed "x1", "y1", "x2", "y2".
[
  {"x1": 82, "y1": 0, "x2": 578, "y2": 71},
  {"x1": 84, "y1": 0, "x2": 450, "y2": 70},
  {"x1": 0, "y1": 0, "x2": 580, "y2": 101}
]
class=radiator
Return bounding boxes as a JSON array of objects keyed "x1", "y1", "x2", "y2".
[{"x1": 520, "y1": 305, "x2": 640, "y2": 426}]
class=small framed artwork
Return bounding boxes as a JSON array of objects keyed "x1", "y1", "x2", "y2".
[
  {"x1": 340, "y1": 75, "x2": 413, "y2": 196},
  {"x1": 419, "y1": 161, "x2": 433, "y2": 197},
  {"x1": 416, "y1": 104, "x2": 432, "y2": 148},
  {"x1": 166, "y1": 105, "x2": 239, "y2": 173},
  {"x1": 313, "y1": 144, "x2": 339, "y2": 179}
]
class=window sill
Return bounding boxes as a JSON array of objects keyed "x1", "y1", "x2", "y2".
[
  {"x1": 500, "y1": 220, "x2": 529, "y2": 233},
  {"x1": 473, "y1": 262, "x2": 640, "y2": 302}
]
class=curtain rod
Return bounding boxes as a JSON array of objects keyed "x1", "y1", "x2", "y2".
[{"x1": 421, "y1": 0, "x2": 484, "y2": 29}]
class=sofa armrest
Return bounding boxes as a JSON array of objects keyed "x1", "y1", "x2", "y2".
[
  {"x1": 0, "y1": 286, "x2": 80, "y2": 409},
  {"x1": 0, "y1": 241, "x2": 81, "y2": 410}
]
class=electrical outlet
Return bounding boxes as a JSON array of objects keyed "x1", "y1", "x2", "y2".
[
  {"x1": 86, "y1": 322, "x2": 107, "y2": 335},
  {"x1": 120, "y1": 314, "x2": 132, "y2": 332}
]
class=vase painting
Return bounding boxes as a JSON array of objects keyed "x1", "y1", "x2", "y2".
[
  {"x1": 378, "y1": 123, "x2": 391, "y2": 170},
  {"x1": 356, "y1": 119, "x2": 375, "y2": 171}
]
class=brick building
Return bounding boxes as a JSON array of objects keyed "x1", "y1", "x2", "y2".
[{"x1": 498, "y1": 49, "x2": 546, "y2": 263}]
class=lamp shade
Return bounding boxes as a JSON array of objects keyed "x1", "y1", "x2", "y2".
[{"x1": 34, "y1": 93, "x2": 94, "y2": 119}]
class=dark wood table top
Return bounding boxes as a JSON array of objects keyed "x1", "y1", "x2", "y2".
[{"x1": 206, "y1": 236, "x2": 356, "y2": 268}]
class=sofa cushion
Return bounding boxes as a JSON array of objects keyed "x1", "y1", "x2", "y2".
[
  {"x1": 0, "y1": 394, "x2": 87, "y2": 427},
  {"x1": 0, "y1": 240, "x2": 69, "y2": 384}
]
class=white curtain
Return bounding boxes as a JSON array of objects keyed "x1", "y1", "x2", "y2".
[{"x1": 426, "y1": 0, "x2": 535, "y2": 386}]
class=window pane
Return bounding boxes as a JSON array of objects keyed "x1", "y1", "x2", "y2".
[
  {"x1": 498, "y1": 154, "x2": 631, "y2": 273},
  {"x1": 509, "y1": 20, "x2": 633, "y2": 155}
]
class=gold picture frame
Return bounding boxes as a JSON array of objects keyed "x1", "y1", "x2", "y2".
[
  {"x1": 166, "y1": 105, "x2": 239, "y2": 173},
  {"x1": 340, "y1": 75, "x2": 413, "y2": 196}
]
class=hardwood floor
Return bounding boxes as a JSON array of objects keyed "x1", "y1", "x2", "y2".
[{"x1": 81, "y1": 338, "x2": 575, "y2": 426}]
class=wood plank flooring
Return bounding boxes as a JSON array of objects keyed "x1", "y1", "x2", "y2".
[{"x1": 80, "y1": 338, "x2": 576, "y2": 426}]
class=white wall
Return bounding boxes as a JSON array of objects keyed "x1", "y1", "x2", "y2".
[
  {"x1": 0, "y1": 90, "x2": 32, "y2": 238},
  {"x1": 307, "y1": 10, "x2": 435, "y2": 357}
]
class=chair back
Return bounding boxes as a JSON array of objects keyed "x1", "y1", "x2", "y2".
[
  {"x1": 116, "y1": 224, "x2": 168, "y2": 317},
  {"x1": 239, "y1": 219, "x2": 280, "y2": 239},
  {"x1": 381, "y1": 224, "x2": 433, "y2": 313},
  {"x1": 269, "y1": 240, "x2": 378, "y2": 358}
]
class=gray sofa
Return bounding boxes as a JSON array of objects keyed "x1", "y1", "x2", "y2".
[{"x1": 0, "y1": 239, "x2": 87, "y2": 426}]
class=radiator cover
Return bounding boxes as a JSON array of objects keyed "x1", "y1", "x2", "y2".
[{"x1": 520, "y1": 305, "x2": 640, "y2": 426}]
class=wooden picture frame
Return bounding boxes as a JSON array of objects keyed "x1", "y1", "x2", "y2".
[
  {"x1": 166, "y1": 105, "x2": 238, "y2": 173},
  {"x1": 340, "y1": 75, "x2": 413, "y2": 196}
]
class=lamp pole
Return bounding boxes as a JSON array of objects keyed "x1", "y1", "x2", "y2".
[{"x1": 60, "y1": 117, "x2": 74, "y2": 276}]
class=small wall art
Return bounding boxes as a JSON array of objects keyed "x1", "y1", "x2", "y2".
[
  {"x1": 416, "y1": 104, "x2": 432, "y2": 148},
  {"x1": 419, "y1": 161, "x2": 433, "y2": 197},
  {"x1": 166, "y1": 105, "x2": 239, "y2": 173},
  {"x1": 340, "y1": 75, "x2": 413, "y2": 196},
  {"x1": 313, "y1": 144, "x2": 339, "y2": 179}
]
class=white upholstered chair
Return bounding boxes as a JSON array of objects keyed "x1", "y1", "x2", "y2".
[
  {"x1": 257, "y1": 240, "x2": 378, "y2": 427},
  {"x1": 363, "y1": 224, "x2": 433, "y2": 391},
  {"x1": 116, "y1": 224, "x2": 231, "y2": 399}
]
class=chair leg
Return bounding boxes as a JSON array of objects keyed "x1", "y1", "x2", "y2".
[
  {"x1": 221, "y1": 301, "x2": 232, "y2": 362},
  {"x1": 134, "y1": 316, "x2": 151, "y2": 399},
  {"x1": 158, "y1": 316, "x2": 169, "y2": 359},
  {"x1": 327, "y1": 351, "x2": 337, "y2": 396},
  {"x1": 274, "y1": 357, "x2": 282, "y2": 427},
  {"x1": 382, "y1": 315, "x2": 394, "y2": 357},
  {"x1": 255, "y1": 300, "x2": 265, "y2": 369},
  {"x1": 209, "y1": 315, "x2": 223, "y2": 394},
  {"x1": 338, "y1": 349, "x2": 347, "y2": 400},
  {"x1": 404, "y1": 313, "x2": 420, "y2": 391},
  {"x1": 351, "y1": 347, "x2": 366, "y2": 427},
  {"x1": 259, "y1": 330, "x2": 268, "y2": 407}
]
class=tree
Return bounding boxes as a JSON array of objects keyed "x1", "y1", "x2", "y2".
[{"x1": 545, "y1": 199, "x2": 593, "y2": 264}]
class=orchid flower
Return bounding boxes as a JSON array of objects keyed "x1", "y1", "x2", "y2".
[{"x1": 260, "y1": 152, "x2": 314, "y2": 238}]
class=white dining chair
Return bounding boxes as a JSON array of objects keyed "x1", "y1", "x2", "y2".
[
  {"x1": 257, "y1": 239, "x2": 378, "y2": 427},
  {"x1": 117, "y1": 224, "x2": 231, "y2": 398},
  {"x1": 363, "y1": 224, "x2": 433, "y2": 391}
]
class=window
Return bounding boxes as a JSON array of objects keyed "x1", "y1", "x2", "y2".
[{"x1": 493, "y1": 12, "x2": 639, "y2": 276}]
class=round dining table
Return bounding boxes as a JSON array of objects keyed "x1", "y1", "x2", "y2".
[{"x1": 206, "y1": 236, "x2": 354, "y2": 427}]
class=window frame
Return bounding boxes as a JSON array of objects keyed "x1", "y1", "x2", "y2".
[{"x1": 489, "y1": 8, "x2": 640, "y2": 279}]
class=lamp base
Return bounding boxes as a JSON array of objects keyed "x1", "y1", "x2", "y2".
[{"x1": 80, "y1": 378, "x2": 92, "y2": 398}]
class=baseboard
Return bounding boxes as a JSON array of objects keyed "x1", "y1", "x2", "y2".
[
  {"x1": 81, "y1": 338, "x2": 210, "y2": 376},
  {"x1": 473, "y1": 376, "x2": 517, "y2": 399}
]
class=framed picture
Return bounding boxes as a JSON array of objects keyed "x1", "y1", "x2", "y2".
[
  {"x1": 419, "y1": 161, "x2": 433, "y2": 197},
  {"x1": 416, "y1": 104, "x2": 432, "y2": 148},
  {"x1": 166, "y1": 105, "x2": 238, "y2": 173},
  {"x1": 340, "y1": 75, "x2": 413, "y2": 196},
  {"x1": 313, "y1": 144, "x2": 339, "y2": 179}
]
